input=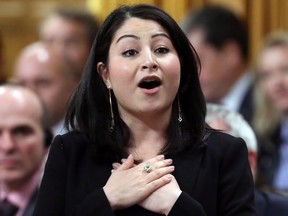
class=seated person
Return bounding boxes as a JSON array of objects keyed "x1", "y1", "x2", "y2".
[
  {"x1": 206, "y1": 103, "x2": 288, "y2": 216},
  {"x1": 0, "y1": 84, "x2": 52, "y2": 216}
]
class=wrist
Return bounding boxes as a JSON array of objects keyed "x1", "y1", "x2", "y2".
[
  {"x1": 103, "y1": 186, "x2": 119, "y2": 211},
  {"x1": 163, "y1": 190, "x2": 182, "y2": 215}
]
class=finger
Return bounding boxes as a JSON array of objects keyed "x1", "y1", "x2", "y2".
[
  {"x1": 118, "y1": 154, "x2": 134, "y2": 170},
  {"x1": 140, "y1": 155, "x2": 165, "y2": 171},
  {"x1": 112, "y1": 162, "x2": 121, "y2": 170},
  {"x1": 147, "y1": 165, "x2": 175, "y2": 179},
  {"x1": 145, "y1": 174, "x2": 173, "y2": 192},
  {"x1": 152, "y1": 158, "x2": 173, "y2": 169}
]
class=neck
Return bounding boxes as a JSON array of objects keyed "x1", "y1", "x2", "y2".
[{"x1": 121, "y1": 109, "x2": 171, "y2": 161}]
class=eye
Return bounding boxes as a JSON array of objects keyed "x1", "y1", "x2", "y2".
[
  {"x1": 122, "y1": 49, "x2": 138, "y2": 57},
  {"x1": 155, "y1": 47, "x2": 169, "y2": 54},
  {"x1": 12, "y1": 126, "x2": 34, "y2": 138}
]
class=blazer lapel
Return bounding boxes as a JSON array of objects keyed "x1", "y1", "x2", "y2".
[{"x1": 171, "y1": 146, "x2": 206, "y2": 195}]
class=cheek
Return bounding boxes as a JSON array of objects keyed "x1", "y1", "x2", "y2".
[
  {"x1": 21, "y1": 138, "x2": 45, "y2": 163},
  {"x1": 109, "y1": 60, "x2": 134, "y2": 86},
  {"x1": 165, "y1": 58, "x2": 181, "y2": 86}
]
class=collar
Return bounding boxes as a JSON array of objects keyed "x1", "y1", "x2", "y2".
[
  {"x1": 221, "y1": 71, "x2": 253, "y2": 111},
  {"x1": 52, "y1": 119, "x2": 67, "y2": 135},
  {"x1": 0, "y1": 164, "x2": 43, "y2": 216}
]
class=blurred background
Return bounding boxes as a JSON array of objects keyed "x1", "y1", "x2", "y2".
[{"x1": 0, "y1": 0, "x2": 287, "y2": 79}]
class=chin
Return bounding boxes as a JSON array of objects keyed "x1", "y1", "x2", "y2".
[{"x1": 0, "y1": 171, "x2": 24, "y2": 182}]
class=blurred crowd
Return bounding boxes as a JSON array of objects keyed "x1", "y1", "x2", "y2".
[{"x1": 0, "y1": 3, "x2": 288, "y2": 216}]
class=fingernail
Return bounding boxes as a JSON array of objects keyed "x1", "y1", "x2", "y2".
[
  {"x1": 166, "y1": 159, "x2": 173, "y2": 164},
  {"x1": 112, "y1": 163, "x2": 118, "y2": 169}
]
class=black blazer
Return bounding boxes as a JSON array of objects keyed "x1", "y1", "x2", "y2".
[
  {"x1": 239, "y1": 83, "x2": 254, "y2": 125},
  {"x1": 256, "y1": 125, "x2": 281, "y2": 188},
  {"x1": 255, "y1": 189, "x2": 288, "y2": 216},
  {"x1": 32, "y1": 131, "x2": 255, "y2": 216}
]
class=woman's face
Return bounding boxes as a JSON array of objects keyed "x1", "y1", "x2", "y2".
[
  {"x1": 258, "y1": 45, "x2": 288, "y2": 114},
  {"x1": 102, "y1": 18, "x2": 181, "y2": 119}
]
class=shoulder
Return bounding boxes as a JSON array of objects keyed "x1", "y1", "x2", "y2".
[
  {"x1": 51, "y1": 130, "x2": 92, "y2": 154},
  {"x1": 201, "y1": 130, "x2": 249, "y2": 164},
  {"x1": 205, "y1": 130, "x2": 247, "y2": 152},
  {"x1": 61, "y1": 130, "x2": 89, "y2": 143}
]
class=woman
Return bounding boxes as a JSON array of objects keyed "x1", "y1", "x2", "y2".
[
  {"x1": 33, "y1": 4, "x2": 255, "y2": 216},
  {"x1": 253, "y1": 31, "x2": 288, "y2": 193}
]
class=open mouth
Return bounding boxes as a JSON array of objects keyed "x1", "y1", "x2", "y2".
[{"x1": 138, "y1": 79, "x2": 161, "y2": 89}]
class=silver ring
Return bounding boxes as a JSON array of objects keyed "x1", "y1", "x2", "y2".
[{"x1": 143, "y1": 164, "x2": 153, "y2": 173}]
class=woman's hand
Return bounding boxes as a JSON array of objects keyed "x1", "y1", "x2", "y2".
[
  {"x1": 139, "y1": 175, "x2": 182, "y2": 215},
  {"x1": 103, "y1": 154, "x2": 175, "y2": 211}
]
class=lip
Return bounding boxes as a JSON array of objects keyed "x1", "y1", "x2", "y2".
[
  {"x1": 140, "y1": 86, "x2": 161, "y2": 94},
  {"x1": 138, "y1": 75, "x2": 161, "y2": 84},
  {"x1": 0, "y1": 158, "x2": 19, "y2": 168},
  {"x1": 138, "y1": 75, "x2": 162, "y2": 94},
  {"x1": 272, "y1": 88, "x2": 288, "y2": 99}
]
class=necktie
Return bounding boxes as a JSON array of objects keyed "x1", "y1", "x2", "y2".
[{"x1": 0, "y1": 199, "x2": 19, "y2": 216}]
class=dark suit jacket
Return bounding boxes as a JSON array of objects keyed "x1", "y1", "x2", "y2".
[
  {"x1": 255, "y1": 189, "x2": 288, "y2": 216},
  {"x1": 32, "y1": 131, "x2": 255, "y2": 216},
  {"x1": 256, "y1": 125, "x2": 281, "y2": 188},
  {"x1": 239, "y1": 83, "x2": 254, "y2": 125},
  {"x1": 22, "y1": 189, "x2": 38, "y2": 216}
]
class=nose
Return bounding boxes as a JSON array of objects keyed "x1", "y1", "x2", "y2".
[
  {"x1": 141, "y1": 51, "x2": 158, "y2": 71},
  {"x1": 0, "y1": 132, "x2": 16, "y2": 152}
]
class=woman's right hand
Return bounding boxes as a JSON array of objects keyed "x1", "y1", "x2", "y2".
[{"x1": 103, "y1": 154, "x2": 175, "y2": 211}]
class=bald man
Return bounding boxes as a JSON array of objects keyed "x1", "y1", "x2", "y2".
[
  {"x1": 206, "y1": 103, "x2": 288, "y2": 216},
  {"x1": 0, "y1": 84, "x2": 52, "y2": 216},
  {"x1": 12, "y1": 42, "x2": 80, "y2": 135}
]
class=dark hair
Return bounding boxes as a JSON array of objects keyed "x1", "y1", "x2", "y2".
[
  {"x1": 65, "y1": 4, "x2": 207, "y2": 163},
  {"x1": 43, "y1": 7, "x2": 100, "y2": 46},
  {"x1": 182, "y1": 5, "x2": 249, "y2": 60}
]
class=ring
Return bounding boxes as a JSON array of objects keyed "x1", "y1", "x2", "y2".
[{"x1": 143, "y1": 164, "x2": 153, "y2": 173}]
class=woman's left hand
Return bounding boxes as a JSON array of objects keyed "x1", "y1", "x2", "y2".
[
  {"x1": 139, "y1": 174, "x2": 182, "y2": 215},
  {"x1": 112, "y1": 157, "x2": 182, "y2": 215}
]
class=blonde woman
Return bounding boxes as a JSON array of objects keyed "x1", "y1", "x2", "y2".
[{"x1": 253, "y1": 31, "x2": 288, "y2": 193}]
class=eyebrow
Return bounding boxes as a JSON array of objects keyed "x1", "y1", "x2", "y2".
[
  {"x1": 116, "y1": 35, "x2": 140, "y2": 43},
  {"x1": 151, "y1": 33, "x2": 170, "y2": 40},
  {"x1": 116, "y1": 33, "x2": 170, "y2": 43}
]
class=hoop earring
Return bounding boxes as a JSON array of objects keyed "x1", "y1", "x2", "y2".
[
  {"x1": 178, "y1": 96, "x2": 183, "y2": 123},
  {"x1": 108, "y1": 87, "x2": 115, "y2": 132}
]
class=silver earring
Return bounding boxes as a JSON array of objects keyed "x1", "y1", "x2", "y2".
[
  {"x1": 108, "y1": 87, "x2": 115, "y2": 132},
  {"x1": 178, "y1": 96, "x2": 183, "y2": 123}
]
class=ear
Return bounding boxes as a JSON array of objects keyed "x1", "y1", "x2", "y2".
[{"x1": 97, "y1": 62, "x2": 111, "y2": 88}]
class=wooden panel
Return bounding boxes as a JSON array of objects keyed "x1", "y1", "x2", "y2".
[
  {"x1": 3, "y1": 0, "x2": 288, "y2": 79},
  {"x1": 0, "y1": 0, "x2": 86, "y2": 79}
]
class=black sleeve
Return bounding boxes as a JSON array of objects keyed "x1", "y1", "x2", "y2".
[
  {"x1": 170, "y1": 136, "x2": 255, "y2": 216},
  {"x1": 168, "y1": 192, "x2": 206, "y2": 216},
  {"x1": 32, "y1": 135, "x2": 67, "y2": 216},
  {"x1": 32, "y1": 135, "x2": 116, "y2": 216},
  {"x1": 218, "y1": 137, "x2": 255, "y2": 216},
  {"x1": 72, "y1": 188, "x2": 115, "y2": 216}
]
